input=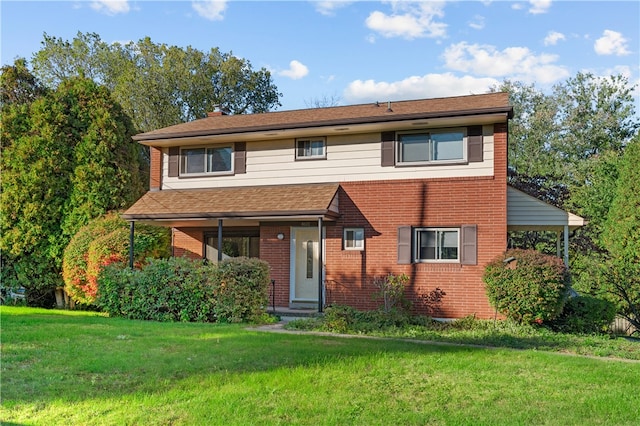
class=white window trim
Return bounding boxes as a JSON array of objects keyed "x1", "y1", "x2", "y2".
[
  {"x1": 343, "y1": 227, "x2": 365, "y2": 251},
  {"x1": 295, "y1": 137, "x2": 327, "y2": 160},
  {"x1": 414, "y1": 227, "x2": 460, "y2": 263},
  {"x1": 396, "y1": 127, "x2": 467, "y2": 166},
  {"x1": 180, "y1": 145, "x2": 234, "y2": 177}
]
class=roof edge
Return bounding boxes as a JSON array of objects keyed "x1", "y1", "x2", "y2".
[{"x1": 133, "y1": 106, "x2": 513, "y2": 142}]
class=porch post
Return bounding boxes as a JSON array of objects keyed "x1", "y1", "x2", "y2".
[
  {"x1": 556, "y1": 231, "x2": 561, "y2": 259},
  {"x1": 563, "y1": 225, "x2": 569, "y2": 267},
  {"x1": 129, "y1": 221, "x2": 135, "y2": 269},
  {"x1": 217, "y1": 219, "x2": 223, "y2": 262},
  {"x1": 318, "y1": 217, "x2": 324, "y2": 313}
]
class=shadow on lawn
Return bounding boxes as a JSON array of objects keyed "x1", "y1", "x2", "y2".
[{"x1": 2, "y1": 312, "x2": 495, "y2": 406}]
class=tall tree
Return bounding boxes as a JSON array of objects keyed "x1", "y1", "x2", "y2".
[
  {"x1": 31, "y1": 32, "x2": 282, "y2": 132},
  {"x1": 1, "y1": 75, "x2": 146, "y2": 305},
  {"x1": 597, "y1": 135, "x2": 640, "y2": 329}
]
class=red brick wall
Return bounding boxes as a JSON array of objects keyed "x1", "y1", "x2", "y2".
[
  {"x1": 149, "y1": 146, "x2": 162, "y2": 191},
  {"x1": 325, "y1": 123, "x2": 508, "y2": 319},
  {"x1": 172, "y1": 228, "x2": 204, "y2": 259},
  {"x1": 260, "y1": 226, "x2": 291, "y2": 308}
]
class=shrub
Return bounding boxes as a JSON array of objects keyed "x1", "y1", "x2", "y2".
[
  {"x1": 211, "y1": 257, "x2": 271, "y2": 323},
  {"x1": 372, "y1": 273, "x2": 410, "y2": 313},
  {"x1": 483, "y1": 249, "x2": 569, "y2": 324},
  {"x1": 63, "y1": 213, "x2": 170, "y2": 306},
  {"x1": 97, "y1": 256, "x2": 270, "y2": 323},
  {"x1": 547, "y1": 295, "x2": 617, "y2": 334}
]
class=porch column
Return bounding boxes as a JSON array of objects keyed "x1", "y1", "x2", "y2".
[
  {"x1": 218, "y1": 219, "x2": 223, "y2": 262},
  {"x1": 318, "y1": 217, "x2": 324, "y2": 313},
  {"x1": 563, "y1": 225, "x2": 569, "y2": 267},
  {"x1": 556, "y1": 231, "x2": 561, "y2": 259},
  {"x1": 129, "y1": 221, "x2": 135, "y2": 269}
]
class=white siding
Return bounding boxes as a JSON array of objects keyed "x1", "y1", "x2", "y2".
[
  {"x1": 507, "y1": 187, "x2": 584, "y2": 230},
  {"x1": 161, "y1": 126, "x2": 495, "y2": 190}
]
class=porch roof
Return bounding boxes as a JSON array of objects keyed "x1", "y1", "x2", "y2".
[
  {"x1": 507, "y1": 186, "x2": 585, "y2": 231},
  {"x1": 121, "y1": 183, "x2": 340, "y2": 221}
]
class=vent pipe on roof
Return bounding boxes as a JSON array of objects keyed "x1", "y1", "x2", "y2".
[{"x1": 386, "y1": 101, "x2": 393, "y2": 112}]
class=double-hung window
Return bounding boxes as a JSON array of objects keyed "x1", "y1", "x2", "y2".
[
  {"x1": 414, "y1": 228, "x2": 459, "y2": 262},
  {"x1": 398, "y1": 129, "x2": 465, "y2": 164},
  {"x1": 296, "y1": 137, "x2": 326, "y2": 160},
  {"x1": 181, "y1": 146, "x2": 233, "y2": 175}
]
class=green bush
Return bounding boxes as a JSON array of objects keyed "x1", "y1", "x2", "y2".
[
  {"x1": 547, "y1": 295, "x2": 617, "y2": 334},
  {"x1": 483, "y1": 249, "x2": 569, "y2": 324},
  {"x1": 211, "y1": 257, "x2": 271, "y2": 323},
  {"x1": 97, "y1": 256, "x2": 270, "y2": 323}
]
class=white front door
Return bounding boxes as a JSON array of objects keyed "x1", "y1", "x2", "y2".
[{"x1": 290, "y1": 228, "x2": 321, "y2": 305}]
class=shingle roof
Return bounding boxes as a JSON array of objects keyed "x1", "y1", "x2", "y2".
[
  {"x1": 134, "y1": 92, "x2": 512, "y2": 141},
  {"x1": 122, "y1": 183, "x2": 340, "y2": 220}
]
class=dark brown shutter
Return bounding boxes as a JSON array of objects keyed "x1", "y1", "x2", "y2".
[
  {"x1": 234, "y1": 142, "x2": 246, "y2": 174},
  {"x1": 397, "y1": 226, "x2": 412, "y2": 264},
  {"x1": 460, "y1": 224, "x2": 477, "y2": 265},
  {"x1": 381, "y1": 131, "x2": 395, "y2": 167},
  {"x1": 168, "y1": 147, "x2": 180, "y2": 177},
  {"x1": 467, "y1": 126, "x2": 483, "y2": 163}
]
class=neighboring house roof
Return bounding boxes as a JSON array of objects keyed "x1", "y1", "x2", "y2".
[
  {"x1": 507, "y1": 186, "x2": 585, "y2": 231},
  {"x1": 133, "y1": 92, "x2": 513, "y2": 143},
  {"x1": 122, "y1": 183, "x2": 340, "y2": 221}
]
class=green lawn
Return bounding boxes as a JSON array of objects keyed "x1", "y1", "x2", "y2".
[{"x1": 1, "y1": 307, "x2": 639, "y2": 425}]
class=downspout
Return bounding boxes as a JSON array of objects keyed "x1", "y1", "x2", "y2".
[
  {"x1": 318, "y1": 217, "x2": 324, "y2": 313},
  {"x1": 129, "y1": 221, "x2": 135, "y2": 269},
  {"x1": 218, "y1": 219, "x2": 223, "y2": 262},
  {"x1": 563, "y1": 225, "x2": 569, "y2": 268}
]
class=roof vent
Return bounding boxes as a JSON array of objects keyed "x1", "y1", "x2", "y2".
[{"x1": 386, "y1": 101, "x2": 393, "y2": 112}]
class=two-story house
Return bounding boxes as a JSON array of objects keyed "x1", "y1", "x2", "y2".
[{"x1": 122, "y1": 92, "x2": 584, "y2": 319}]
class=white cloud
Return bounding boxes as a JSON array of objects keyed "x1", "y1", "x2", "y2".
[
  {"x1": 365, "y1": 2, "x2": 447, "y2": 40},
  {"x1": 442, "y1": 42, "x2": 569, "y2": 84},
  {"x1": 594, "y1": 30, "x2": 631, "y2": 56},
  {"x1": 468, "y1": 15, "x2": 485, "y2": 30},
  {"x1": 279, "y1": 60, "x2": 309, "y2": 80},
  {"x1": 313, "y1": 1, "x2": 352, "y2": 16},
  {"x1": 528, "y1": 0, "x2": 552, "y2": 14},
  {"x1": 90, "y1": 0, "x2": 130, "y2": 15},
  {"x1": 192, "y1": 0, "x2": 227, "y2": 21},
  {"x1": 343, "y1": 73, "x2": 499, "y2": 103},
  {"x1": 544, "y1": 31, "x2": 565, "y2": 46}
]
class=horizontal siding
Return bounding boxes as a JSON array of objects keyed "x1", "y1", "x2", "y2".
[
  {"x1": 161, "y1": 127, "x2": 495, "y2": 190},
  {"x1": 507, "y1": 187, "x2": 570, "y2": 225}
]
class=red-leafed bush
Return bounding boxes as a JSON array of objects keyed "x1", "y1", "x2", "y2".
[{"x1": 62, "y1": 213, "x2": 170, "y2": 306}]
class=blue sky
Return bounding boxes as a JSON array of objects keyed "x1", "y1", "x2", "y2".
[{"x1": 1, "y1": 1, "x2": 638, "y2": 111}]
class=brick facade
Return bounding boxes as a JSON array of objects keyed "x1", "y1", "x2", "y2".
[
  {"x1": 168, "y1": 123, "x2": 508, "y2": 319},
  {"x1": 149, "y1": 146, "x2": 162, "y2": 191}
]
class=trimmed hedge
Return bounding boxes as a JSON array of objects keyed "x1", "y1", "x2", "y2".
[
  {"x1": 96, "y1": 256, "x2": 270, "y2": 323},
  {"x1": 483, "y1": 249, "x2": 569, "y2": 324}
]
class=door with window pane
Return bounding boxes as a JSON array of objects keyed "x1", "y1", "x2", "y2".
[{"x1": 292, "y1": 228, "x2": 319, "y2": 302}]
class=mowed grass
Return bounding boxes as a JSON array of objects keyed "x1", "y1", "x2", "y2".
[{"x1": 1, "y1": 307, "x2": 639, "y2": 425}]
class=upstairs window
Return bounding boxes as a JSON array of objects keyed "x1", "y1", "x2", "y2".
[
  {"x1": 181, "y1": 146, "x2": 233, "y2": 175},
  {"x1": 296, "y1": 137, "x2": 326, "y2": 160},
  {"x1": 397, "y1": 129, "x2": 465, "y2": 164}
]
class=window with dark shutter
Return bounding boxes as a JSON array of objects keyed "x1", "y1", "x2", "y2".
[
  {"x1": 467, "y1": 126, "x2": 483, "y2": 163},
  {"x1": 381, "y1": 131, "x2": 395, "y2": 167},
  {"x1": 397, "y1": 226, "x2": 412, "y2": 264},
  {"x1": 168, "y1": 147, "x2": 179, "y2": 177},
  {"x1": 234, "y1": 142, "x2": 246, "y2": 174},
  {"x1": 460, "y1": 224, "x2": 477, "y2": 265}
]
